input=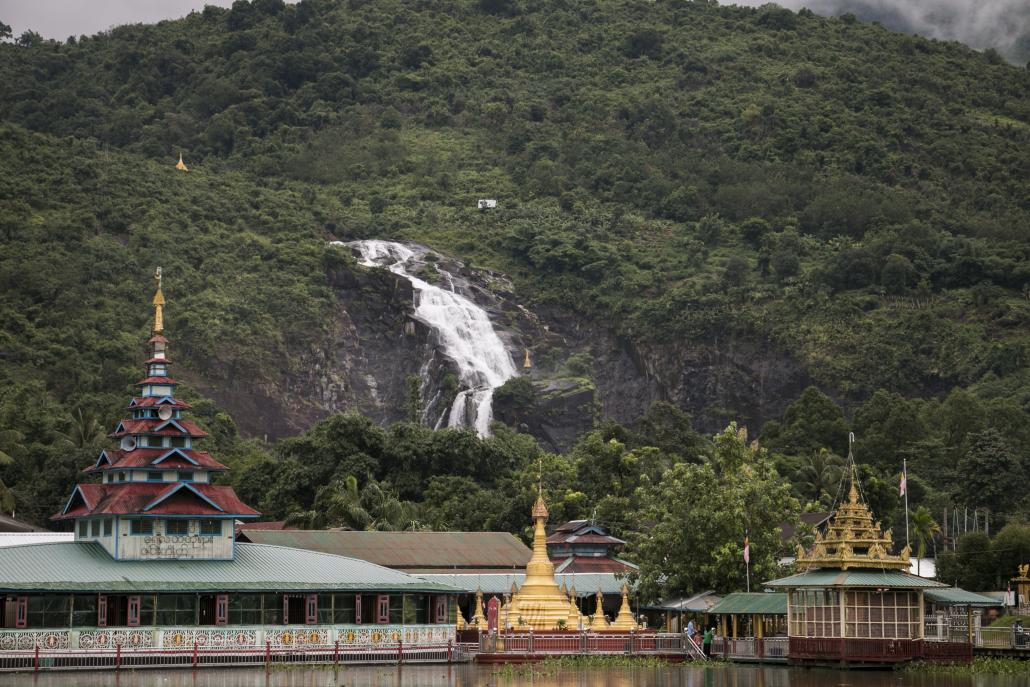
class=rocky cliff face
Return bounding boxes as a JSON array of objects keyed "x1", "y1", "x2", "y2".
[{"x1": 188, "y1": 243, "x2": 812, "y2": 450}]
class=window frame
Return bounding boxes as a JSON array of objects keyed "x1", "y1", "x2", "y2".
[{"x1": 198, "y1": 519, "x2": 222, "y2": 536}]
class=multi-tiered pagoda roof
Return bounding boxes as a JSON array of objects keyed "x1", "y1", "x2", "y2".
[{"x1": 51, "y1": 269, "x2": 258, "y2": 560}]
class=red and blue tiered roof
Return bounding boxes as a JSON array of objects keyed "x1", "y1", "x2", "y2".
[{"x1": 52, "y1": 270, "x2": 259, "y2": 524}]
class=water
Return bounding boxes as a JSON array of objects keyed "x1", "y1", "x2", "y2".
[
  {"x1": 2, "y1": 664, "x2": 1023, "y2": 687},
  {"x1": 342, "y1": 240, "x2": 518, "y2": 436}
]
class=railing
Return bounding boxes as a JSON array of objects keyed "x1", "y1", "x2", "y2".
[
  {"x1": 478, "y1": 632, "x2": 694, "y2": 656},
  {"x1": 0, "y1": 641, "x2": 461, "y2": 673},
  {"x1": 924, "y1": 619, "x2": 1030, "y2": 651},
  {"x1": 789, "y1": 637, "x2": 970, "y2": 663},
  {"x1": 710, "y1": 636, "x2": 787, "y2": 662}
]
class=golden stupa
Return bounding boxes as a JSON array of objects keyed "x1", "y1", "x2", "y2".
[
  {"x1": 507, "y1": 489, "x2": 588, "y2": 630},
  {"x1": 795, "y1": 463, "x2": 910, "y2": 571},
  {"x1": 610, "y1": 584, "x2": 639, "y2": 630},
  {"x1": 589, "y1": 588, "x2": 608, "y2": 629},
  {"x1": 175, "y1": 152, "x2": 189, "y2": 172}
]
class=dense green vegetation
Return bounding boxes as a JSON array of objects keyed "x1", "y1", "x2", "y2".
[{"x1": 1, "y1": 0, "x2": 1029, "y2": 599}]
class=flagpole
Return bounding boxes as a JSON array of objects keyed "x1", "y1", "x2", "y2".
[
  {"x1": 903, "y1": 458, "x2": 909, "y2": 549},
  {"x1": 744, "y1": 532, "x2": 750, "y2": 593}
]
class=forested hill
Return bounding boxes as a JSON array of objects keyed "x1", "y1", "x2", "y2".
[{"x1": 1, "y1": 1, "x2": 1030, "y2": 555}]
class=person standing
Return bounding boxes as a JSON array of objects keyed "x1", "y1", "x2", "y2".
[
  {"x1": 686, "y1": 618, "x2": 696, "y2": 638},
  {"x1": 703, "y1": 626, "x2": 714, "y2": 657}
]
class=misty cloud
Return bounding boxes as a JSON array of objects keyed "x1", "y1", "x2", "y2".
[{"x1": 732, "y1": 0, "x2": 1030, "y2": 64}]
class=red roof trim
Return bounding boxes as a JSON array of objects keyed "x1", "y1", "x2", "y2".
[
  {"x1": 144, "y1": 483, "x2": 223, "y2": 513},
  {"x1": 128, "y1": 397, "x2": 191, "y2": 409},
  {"x1": 136, "y1": 377, "x2": 177, "y2": 385},
  {"x1": 51, "y1": 483, "x2": 259, "y2": 520},
  {"x1": 108, "y1": 418, "x2": 208, "y2": 438},
  {"x1": 84, "y1": 448, "x2": 227, "y2": 472}
]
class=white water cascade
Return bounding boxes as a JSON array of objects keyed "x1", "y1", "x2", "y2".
[{"x1": 343, "y1": 239, "x2": 518, "y2": 436}]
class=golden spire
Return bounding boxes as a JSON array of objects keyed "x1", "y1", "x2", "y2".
[
  {"x1": 175, "y1": 152, "x2": 188, "y2": 172},
  {"x1": 523, "y1": 347, "x2": 532, "y2": 370},
  {"x1": 590, "y1": 588, "x2": 608, "y2": 628},
  {"x1": 152, "y1": 267, "x2": 165, "y2": 334},
  {"x1": 610, "y1": 583, "x2": 639, "y2": 630},
  {"x1": 470, "y1": 587, "x2": 487, "y2": 630}
]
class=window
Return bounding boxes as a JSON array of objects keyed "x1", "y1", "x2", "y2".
[
  {"x1": 229, "y1": 594, "x2": 262, "y2": 625},
  {"x1": 156, "y1": 594, "x2": 196, "y2": 625},
  {"x1": 261, "y1": 595, "x2": 282, "y2": 625},
  {"x1": 318, "y1": 594, "x2": 335, "y2": 625},
  {"x1": 98, "y1": 595, "x2": 107, "y2": 627},
  {"x1": 434, "y1": 596, "x2": 448, "y2": 624},
  {"x1": 177, "y1": 471, "x2": 195, "y2": 482},
  {"x1": 170, "y1": 437, "x2": 188, "y2": 448},
  {"x1": 78, "y1": 521, "x2": 88, "y2": 537},
  {"x1": 72, "y1": 594, "x2": 97, "y2": 627},
  {"x1": 216, "y1": 595, "x2": 229, "y2": 626},
  {"x1": 306, "y1": 594, "x2": 317, "y2": 625},
  {"x1": 103, "y1": 519, "x2": 112, "y2": 537},
  {"x1": 127, "y1": 596, "x2": 141, "y2": 627},
  {"x1": 844, "y1": 590, "x2": 920, "y2": 639},
  {"x1": 354, "y1": 595, "x2": 362, "y2": 625},
  {"x1": 199, "y1": 520, "x2": 222, "y2": 536},
  {"x1": 118, "y1": 472, "x2": 126, "y2": 482},
  {"x1": 147, "y1": 471, "x2": 163, "y2": 482},
  {"x1": 789, "y1": 590, "x2": 841, "y2": 638},
  {"x1": 90, "y1": 520, "x2": 100, "y2": 537},
  {"x1": 376, "y1": 595, "x2": 390, "y2": 624},
  {"x1": 166, "y1": 520, "x2": 188, "y2": 536},
  {"x1": 130, "y1": 519, "x2": 153, "y2": 536}
]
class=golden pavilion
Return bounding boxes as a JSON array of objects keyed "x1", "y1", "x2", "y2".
[{"x1": 765, "y1": 462, "x2": 948, "y2": 664}]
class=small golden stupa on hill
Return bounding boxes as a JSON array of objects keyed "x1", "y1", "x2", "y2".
[
  {"x1": 175, "y1": 152, "x2": 189, "y2": 172},
  {"x1": 795, "y1": 463, "x2": 911, "y2": 571},
  {"x1": 503, "y1": 485, "x2": 640, "y2": 631}
]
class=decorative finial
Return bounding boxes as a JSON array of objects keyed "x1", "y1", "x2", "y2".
[
  {"x1": 152, "y1": 267, "x2": 165, "y2": 334},
  {"x1": 175, "y1": 152, "x2": 189, "y2": 172}
]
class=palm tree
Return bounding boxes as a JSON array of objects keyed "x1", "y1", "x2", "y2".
[
  {"x1": 909, "y1": 506, "x2": 941, "y2": 577},
  {"x1": 796, "y1": 449, "x2": 845, "y2": 504},
  {"x1": 288, "y1": 476, "x2": 424, "y2": 531},
  {"x1": 55, "y1": 408, "x2": 107, "y2": 452}
]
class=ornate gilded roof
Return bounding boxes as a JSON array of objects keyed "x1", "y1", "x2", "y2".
[{"x1": 794, "y1": 466, "x2": 910, "y2": 571}]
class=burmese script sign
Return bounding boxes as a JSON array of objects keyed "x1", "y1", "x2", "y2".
[{"x1": 140, "y1": 534, "x2": 215, "y2": 559}]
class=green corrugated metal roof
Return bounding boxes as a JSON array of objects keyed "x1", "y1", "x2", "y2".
[
  {"x1": 925, "y1": 588, "x2": 1002, "y2": 606},
  {"x1": 709, "y1": 592, "x2": 787, "y2": 615},
  {"x1": 239, "y1": 530, "x2": 531, "y2": 570},
  {"x1": 764, "y1": 569, "x2": 947, "y2": 589},
  {"x1": 415, "y1": 573, "x2": 628, "y2": 595},
  {"x1": 0, "y1": 542, "x2": 459, "y2": 593}
]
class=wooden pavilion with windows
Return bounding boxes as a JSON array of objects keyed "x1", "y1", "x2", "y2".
[{"x1": 765, "y1": 467, "x2": 969, "y2": 665}]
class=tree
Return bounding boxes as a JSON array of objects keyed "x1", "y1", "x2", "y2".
[
  {"x1": 0, "y1": 21, "x2": 11, "y2": 41},
  {"x1": 956, "y1": 428, "x2": 1022, "y2": 520},
  {"x1": 908, "y1": 506, "x2": 940, "y2": 576},
  {"x1": 765, "y1": 387, "x2": 849, "y2": 456},
  {"x1": 991, "y1": 524, "x2": 1030, "y2": 584},
  {"x1": 795, "y1": 449, "x2": 844, "y2": 504},
  {"x1": 935, "y1": 532, "x2": 994, "y2": 590},
  {"x1": 881, "y1": 254, "x2": 916, "y2": 294},
  {"x1": 627, "y1": 424, "x2": 799, "y2": 600}
]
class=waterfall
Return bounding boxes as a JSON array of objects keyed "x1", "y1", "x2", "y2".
[{"x1": 341, "y1": 240, "x2": 518, "y2": 436}]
